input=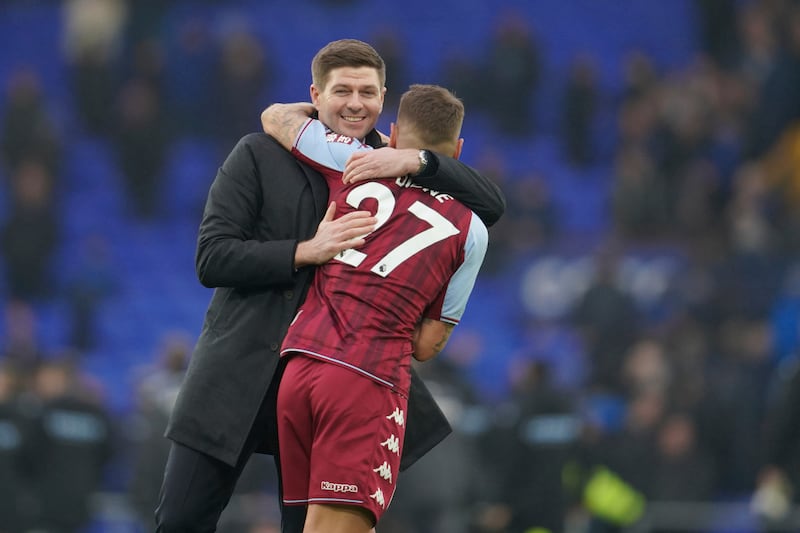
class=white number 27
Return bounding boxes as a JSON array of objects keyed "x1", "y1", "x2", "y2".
[{"x1": 334, "y1": 182, "x2": 459, "y2": 278}]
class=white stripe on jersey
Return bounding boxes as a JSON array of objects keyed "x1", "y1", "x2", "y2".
[
  {"x1": 439, "y1": 211, "x2": 488, "y2": 324},
  {"x1": 294, "y1": 118, "x2": 372, "y2": 171}
]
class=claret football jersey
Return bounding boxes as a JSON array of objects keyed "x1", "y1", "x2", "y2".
[{"x1": 281, "y1": 119, "x2": 487, "y2": 395}]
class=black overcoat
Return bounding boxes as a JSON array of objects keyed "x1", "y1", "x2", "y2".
[{"x1": 166, "y1": 132, "x2": 505, "y2": 470}]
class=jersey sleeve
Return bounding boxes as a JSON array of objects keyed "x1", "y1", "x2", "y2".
[
  {"x1": 426, "y1": 212, "x2": 489, "y2": 325},
  {"x1": 293, "y1": 118, "x2": 372, "y2": 172}
]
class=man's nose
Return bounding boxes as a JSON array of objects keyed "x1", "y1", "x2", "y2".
[{"x1": 347, "y1": 92, "x2": 364, "y2": 109}]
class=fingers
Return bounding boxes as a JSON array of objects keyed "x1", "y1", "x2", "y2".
[
  {"x1": 343, "y1": 151, "x2": 374, "y2": 184},
  {"x1": 340, "y1": 220, "x2": 376, "y2": 241},
  {"x1": 323, "y1": 201, "x2": 337, "y2": 221},
  {"x1": 335, "y1": 215, "x2": 376, "y2": 242},
  {"x1": 335, "y1": 210, "x2": 374, "y2": 223}
]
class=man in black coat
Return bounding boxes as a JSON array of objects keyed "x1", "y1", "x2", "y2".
[{"x1": 156, "y1": 39, "x2": 505, "y2": 533}]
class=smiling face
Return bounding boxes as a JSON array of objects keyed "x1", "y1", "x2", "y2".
[{"x1": 310, "y1": 66, "x2": 386, "y2": 141}]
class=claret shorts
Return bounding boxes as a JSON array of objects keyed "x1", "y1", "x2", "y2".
[{"x1": 277, "y1": 354, "x2": 408, "y2": 524}]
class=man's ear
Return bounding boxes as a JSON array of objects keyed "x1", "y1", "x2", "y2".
[
  {"x1": 453, "y1": 138, "x2": 464, "y2": 160},
  {"x1": 389, "y1": 123, "x2": 398, "y2": 148},
  {"x1": 310, "y1": 84, "x2": 320, "y2": 107}
]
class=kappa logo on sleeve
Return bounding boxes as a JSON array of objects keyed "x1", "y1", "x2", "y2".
[{"x1": 325, "y1": 132, "x2": 355, "y2": 144}]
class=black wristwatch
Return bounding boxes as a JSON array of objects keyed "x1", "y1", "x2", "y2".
[{"x1": 414, "y1": 149, "x2": 429, "y2": 176}]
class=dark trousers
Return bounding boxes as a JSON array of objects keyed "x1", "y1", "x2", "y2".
[
  {"x1": 154, "y1": 442, "x2": 306, "y2": 532},
  {"x1": 155, "y1": 381, "x2": 306, "y2": 532}
]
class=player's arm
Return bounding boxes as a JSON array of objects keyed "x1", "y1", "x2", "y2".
[
  {"x1": 343, "y1": 148, "x2": 506, "y2": 227},
  {"x1": 260, "y1": 102, "x2": 316, "y2": 151},
  {"x1": 413, "y1": 319, "x2": 455, "y2": 362},
  {"x1": 414, "y1": 212, "x2": 488, "y2": 361}
]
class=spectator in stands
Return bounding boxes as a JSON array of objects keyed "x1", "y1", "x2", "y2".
[
  {"x1": 23, "y1": 357, "x2": 114, "y2": 533},
  {"x1": 610, "y1": 144, "x2": 669, "y2": 241},
  {"x1": 0, "y1": 67, "x2": 61, "y2": 175},
  {"x1": 562, "y1": 54, "x2": 599, "y2": 167},
  {"x1": 370, "y1": 27, "x2": 410, "y2": 110},
  {"x1": 62, "y1": 0, "x2": 127, "y2": 136},
  {"x1": 1, "y1": 301, "x2": 46, "y2": 385},
  {"x1": 129, "y1": 331, "x2": 191, "y2": 531},
  {"x1": 497, "y1": 360, "x2": 580, "y2": 532},
  {"x1": 742, "y1": 1, "x2": 800, "y2": 158},
  {"x1": 720, "y1": 162, "x2": 785, "y2": 319},
  {"x1": 695, "y1": 0, "x2": 741, "y2": 69},
  {"x1": 482, "y1": 9, "x2": 541, "y2": 136},
  {"x1": 440, "y1": 45, "x2": 485, "y2": 113},
  {"x1": 572, "y1": 245, "x2": 641, "y2": 394},
  {"x1": 752, "y1": 355, "x2": 800, "y2": 530},
  {"x1": 211, "y1": 22, "x2": 274, "y2": 148},
  {"x1": 1, "y1": 159, "x2": 59, "y2": 301},
  {"x1": 126, "y1": 36, "x2": 167, "y2": 99},
  {"x1": 64, "y1": 234, "x2": 116, "y2": 351},
  {"x1": 703, "y1": 317, "x2": 774, "y2": 493},
  {"x1": 620, "y1": 50, "x2": 658, "y2": 105},
  {"x1": 124, "y1": 0, "x2": 168, "y2": 48},
  {"x1": 505, "y1": 171, "x2": 559, "y2": 254},
  {"x1": 166, "y1": 16, "x2": 215, "y2": 138},
  {"x1": 113, "y1": 77, "x2": 168, "y2": 218},
  {"x1": 650, "y1": 410, "x2": 716, "y2": 503},
  {"x1": 0, "y1": 362, "x2": 35, "y2": 533},
  {"x1": 466, "y1": 147, "x2": 514, "y2": 274}
]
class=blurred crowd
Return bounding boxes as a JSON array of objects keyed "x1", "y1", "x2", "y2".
[{"x1": 2, "y1": 0, "x2": 800, "y2": 532}]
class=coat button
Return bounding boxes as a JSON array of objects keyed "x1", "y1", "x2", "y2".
[
  {"x1": 284, "y1": 290, "x2": 294, "y2": 300},
  {"x1": 270, "y1": 342, "x2": 279, "y2": 351}
]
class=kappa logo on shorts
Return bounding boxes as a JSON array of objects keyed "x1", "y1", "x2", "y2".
[
  {"x1": 373, "y1": 461, "x2": 393, "y2": 483},
  {"x1": 370, "y1": 488, "x2": 386, "y2": 509},
  {"x1": 386, "y1": 407, "x2": 404, "y2": 427},
  {"x1": 320, "y1": 481, "x2": 359, "y2": 493},
  {"x1": 380, "y1": 434, "x2": 400, "y2": 455}
]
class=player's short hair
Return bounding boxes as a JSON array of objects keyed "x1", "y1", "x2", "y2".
[
  {"x1": 311, "y1": 39, "x2": 386, "y2": 90},
  {"x1": 397, "y1": 84, "x2": 465, "y2": 148}
]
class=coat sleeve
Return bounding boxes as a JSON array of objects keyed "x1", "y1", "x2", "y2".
[
  {"x1": 195, "y1": 134, "x2": 299, "y2": 288},
  {"x1": 417, "y1": 153, "x2": 506, "y2": 227}
]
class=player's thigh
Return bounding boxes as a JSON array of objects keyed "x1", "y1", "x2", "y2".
[
  {"x1": 304, "y1": 503, "x2": 373, "y2": 533},
  {"x1": 308, "y1": 364, "x2": 407, "y2": 523},
  {"x1": 277, "y1": 355, "x2": 316, "y2": 503}
]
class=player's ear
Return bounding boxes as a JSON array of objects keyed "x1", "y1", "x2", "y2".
[
  {"x1": 389, "y1": 123, "x2": 398, "y2": 148},
  {"x1": 452, "y1": 138, "x2": 464, "y2": 160}
]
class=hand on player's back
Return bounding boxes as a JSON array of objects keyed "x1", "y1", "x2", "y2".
[{"x1": 343, "y1": 148, "x2": 420, "y2": 184}]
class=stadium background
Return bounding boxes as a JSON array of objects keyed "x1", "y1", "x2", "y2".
[{"x1": 2, "y1": 0, "x2": 800, "y2": 531}]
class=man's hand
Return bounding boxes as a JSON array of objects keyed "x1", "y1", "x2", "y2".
[
  {"x1": 294, "y1": 202, "x2": 377, "y2": 268},
  {"x1": 342, "y1": 148, "x2": 420, "y2": 184}
]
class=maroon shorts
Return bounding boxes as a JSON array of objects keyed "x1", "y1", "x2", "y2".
[{"x1": 277, "y1": 354, "x2": 408, "y2": 524}]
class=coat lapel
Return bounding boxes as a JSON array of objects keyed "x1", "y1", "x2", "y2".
[{"x1": 297, "y1": 160, "x2": 329, "y2": 221}]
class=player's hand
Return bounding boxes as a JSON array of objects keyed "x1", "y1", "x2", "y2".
[
  {"x1": 294, "y1": 202, "x2": 376, "y2": 267},
  {"x1": 342, "y1": 148, "x2": 419, "y2": 184}
]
